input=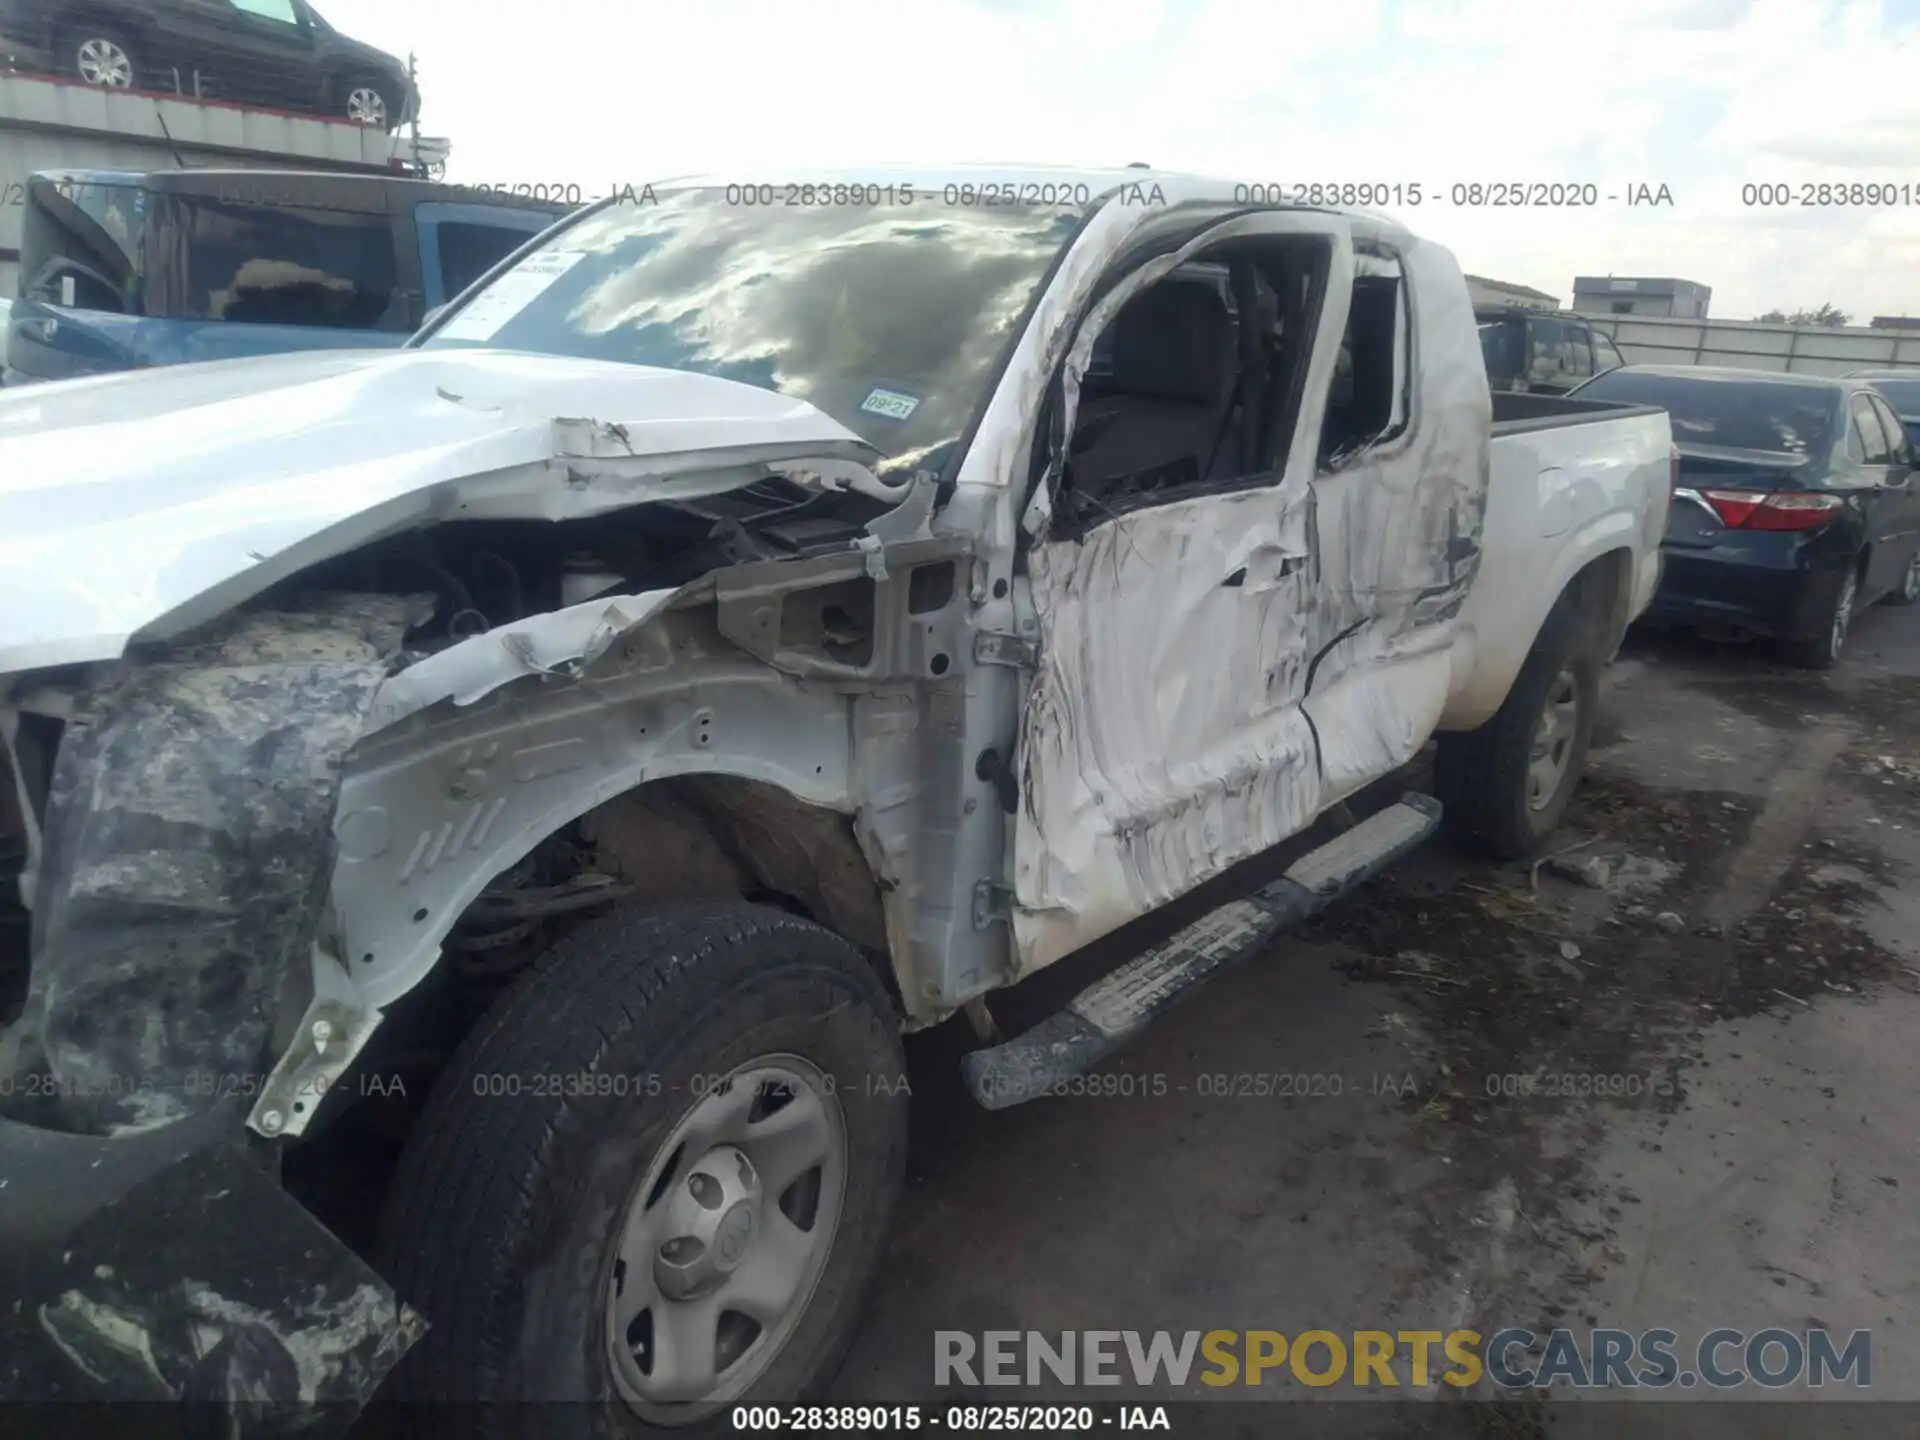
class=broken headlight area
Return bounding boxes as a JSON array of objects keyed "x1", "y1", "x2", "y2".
[{"x1": 0, "y1": 594, "x2": 428, "y2": 1426}]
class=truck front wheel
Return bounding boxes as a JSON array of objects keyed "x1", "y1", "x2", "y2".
[
  {"x1": 376, "y1": 901, "x2": 908, "y2": 1435},
  {"x1": 1434, "y1": 587, "x2": 1598, "y2": 860}
]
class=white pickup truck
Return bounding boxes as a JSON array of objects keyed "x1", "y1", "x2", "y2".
[{"x1": 0, "y1": 168, "x2": 1670, "y2": 1431}]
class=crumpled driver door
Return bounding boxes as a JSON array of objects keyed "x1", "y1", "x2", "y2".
[{"x1": 1009, "y1": 210, "x2": 1356, "y2": 975}]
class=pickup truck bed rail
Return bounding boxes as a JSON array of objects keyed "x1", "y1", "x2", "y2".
[{"x1": 1492, "y1": 391, "x2": 1670, "y2": 435}]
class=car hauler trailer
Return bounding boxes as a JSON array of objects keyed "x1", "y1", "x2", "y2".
[{"x1": 0, "y1": 69, "x2": 449, "y2": 295}]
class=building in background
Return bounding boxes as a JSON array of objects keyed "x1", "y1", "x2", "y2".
[
  {"x1": 1571, "y1": 276, "x2": 1710, "y2": 320},
  {"x1": 1870, "y1": 316, "x2": 1920, "y2": 331},
  {"x1": 1466, "y1": 274, "x2": 1560, "y2": 310}
]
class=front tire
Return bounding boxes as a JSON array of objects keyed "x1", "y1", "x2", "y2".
[
  {"x1": 1434, "y1": 585, "x2": 1599, "y2": 860},
  {"x1": 376, "y1": 901, "x2": 908, "y2": 1437}
]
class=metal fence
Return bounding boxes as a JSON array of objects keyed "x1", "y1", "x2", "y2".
[{"x1": 1584, "y1": 312, "x2": 1920, "y2": 376}]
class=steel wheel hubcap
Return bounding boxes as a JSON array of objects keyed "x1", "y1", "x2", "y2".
[
  {"x1": 78, "y1": 39, "x2": 132, "y2": 86},
  {"x1": 607, "y1": 1057, "x2": 846, "y2": 1418},
  {"x1": 1527, "y1": 668, "x2": 1580, "y2": 811},
  {"x1": 1831, "y1": 574, "x2": 1856, "y2": 656},
  {"x1": 347, "y1": 88, "x2": 387, "y2": 124}
]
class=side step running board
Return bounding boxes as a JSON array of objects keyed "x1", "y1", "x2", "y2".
[{"x1": 961, "y1": 792, "x2": 1441, "y2": 1110}]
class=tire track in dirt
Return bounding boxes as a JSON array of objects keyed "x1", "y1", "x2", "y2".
[{"x1": 1698, "y1": 722, "x2": 1852, "y2": 933}]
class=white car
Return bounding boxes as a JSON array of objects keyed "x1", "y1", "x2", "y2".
[{"x1": 0, "y1": 168, "x2": 1671, "y2": 1425}]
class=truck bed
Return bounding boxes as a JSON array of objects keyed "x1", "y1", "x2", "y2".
[
  {"x1": 0, "y1": 72, "x2": 446, "y2": 297},
  {"x1": 1491, "y1": 390, "x2": 1667, "y2": 434}
]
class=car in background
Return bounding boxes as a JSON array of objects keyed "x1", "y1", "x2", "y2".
[
  {"x1": 1569, "y1": 364, "x2": 1920, "y2": 668},
  {"x1": 5, "y1": 168, "x2": 568, "y2": 384},
  {"x1": 0, "y1": 0, "x2": 415, "y2": 128},
  {"x1": 1477, "y1": 306, "x2": 1626, "y2": 395},
  {"x1": 1847, "y1": 369, "x2": 1920, "y2": 449}
]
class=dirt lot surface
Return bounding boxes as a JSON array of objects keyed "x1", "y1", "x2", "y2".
[{"x1": 832, "y1": 604, "x2": 1920, "y2": 1434}]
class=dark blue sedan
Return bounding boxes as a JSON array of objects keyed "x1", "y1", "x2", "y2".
[{"x1": 1567, "y1": 365, "x2": 1920, "y2": 668}]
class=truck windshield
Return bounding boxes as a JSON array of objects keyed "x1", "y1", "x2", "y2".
[
  {"x1": 18, "y1": 177, "x2": 407, "y2": 329},
  {"x1": 1574, "y1": 371, "x2": 1837, "y2": 460},
  {"x1": 417, "y1": 187, "x2": 1087, "y2": 470},
  {"x1": 142, "y1": 193, "x2": 406, "y2": 329},
  {"x1": 18, "y1": 177, "x2": 147, "y2": 312}
]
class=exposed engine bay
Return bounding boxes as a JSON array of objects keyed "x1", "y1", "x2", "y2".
[
  {"x1": 291, "y1": 475, "x2": 893, "y2": 651},
  {"x1": 0, "y1": 468, "x2": 895, "y2": 1126},
  {"x1": 0, "y1": 458, "x2": 924, "y2": 1429}
]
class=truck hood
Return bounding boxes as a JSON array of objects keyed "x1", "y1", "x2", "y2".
[{"x1": 0, "y1": 348, "x2": 879, "y2": 673}]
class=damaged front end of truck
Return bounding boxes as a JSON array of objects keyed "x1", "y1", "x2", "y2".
[
  {"x1": 0, "y1": 353, "x2": 968, "y2": 1432},
  {"x1": 0, "y1": 597, "x2": 431, "y2": 1430}
]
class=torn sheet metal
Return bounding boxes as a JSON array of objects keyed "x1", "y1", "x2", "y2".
[
  {"x1": 364, "y1": 471, "x2": 938, "y2": 733},
  {"x1": 365, "y1": 584, "x2": 685, "y2": 731},
  {"x1": 0, "y1": 348, "x2": 882, "y2": 671},
  {"x1": 5, "y1": 595, "x2": 419, "y2": 1138},
  {"x1": 0, "y1": 1114, "x2": 420, "y2": 1429},
  {"x1": 244, "y1": 944, "x2": 378, "y2": 1142},
  {"x1": 551, "y1": 414, "x2": 906, "y2": 506},
  {"x1": 1010, "y1": 223, "x2": 1489, "y2": 975}
]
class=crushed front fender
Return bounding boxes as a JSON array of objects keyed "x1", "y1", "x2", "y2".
[
  {"x1": 0, "y1": 594, "x2": 428, "y2": 1428},
  {"x1": 7, "y1": 594, "x2": 422, "y2": 1136}
]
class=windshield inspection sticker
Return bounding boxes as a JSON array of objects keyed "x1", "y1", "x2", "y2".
[
  {"x1": 435, "y1": 249, "x2": 589, "y2": 341},
  {"x1": 859, "y1": 387, "x2": 921, "y2": 422}
]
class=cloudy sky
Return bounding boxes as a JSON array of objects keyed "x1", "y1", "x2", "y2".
[{"x1": 313, "y1": 0, "x2": 1920, "y2": 322}]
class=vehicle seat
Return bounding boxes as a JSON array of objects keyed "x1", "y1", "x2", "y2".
[{"x1": 1068, "y1": 280, "x2": 1236, "y2": 506}]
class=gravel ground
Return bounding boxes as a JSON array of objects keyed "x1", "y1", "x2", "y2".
[{"x1": 833, "y1": 600, "x2": 1920, "y2": 1435}]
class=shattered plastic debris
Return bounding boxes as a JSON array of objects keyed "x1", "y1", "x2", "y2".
[
  {"x1": 1545, "y1": 852, "x2": 1615, "y2": 889},
  {"x1": 2, "y1": 1096, "x2": 424, "y2": 1425}
]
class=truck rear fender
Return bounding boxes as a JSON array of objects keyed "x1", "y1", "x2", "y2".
[{"x1": 1442, "y1": 522, "x2": 1637, "y2": 732}]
